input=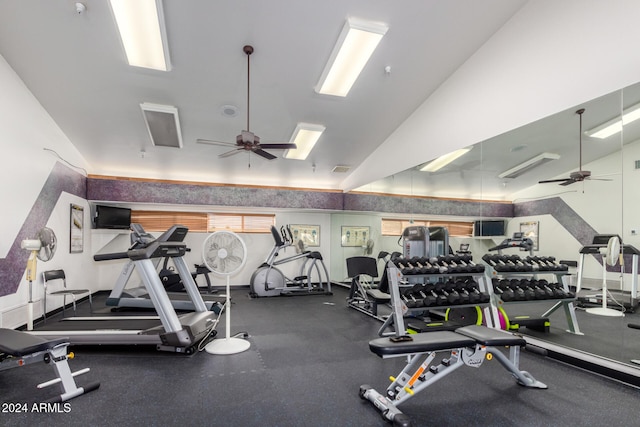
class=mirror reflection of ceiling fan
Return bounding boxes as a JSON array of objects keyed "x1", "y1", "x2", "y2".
[
  {"x1": 197, "y1": 45, "x2": 297, "y2": 160},
  {"x1": 538, "y1": 108, "x2": 611, "y2": 186}
]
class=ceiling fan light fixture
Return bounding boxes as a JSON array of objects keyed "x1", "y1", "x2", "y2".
[
  {"x1": 498, "y1": 152, "x2": 560, "y2": 179},
  {"x1": 586, "y1": 101, "x2": 640, "y2": 139},
  {"x1": 315, "y1": 18, "x2": 388, "y2": 97},
  {"x1": 109, "y1": 0, "x2": 171, "y2": 71},
  {"x1": 419, "y1": 148, "x2": 471, "y2": 172},
  {"x1": 284, "y1": 123, "x2": 326, "y2": 160}
]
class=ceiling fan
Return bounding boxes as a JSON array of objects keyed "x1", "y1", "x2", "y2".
[
  {"x1": 197, "y1": 45, "x2": 297, "y2": 160},
  {"x1": 538, "y1": 108, "x2": 609, "y2": 186}
]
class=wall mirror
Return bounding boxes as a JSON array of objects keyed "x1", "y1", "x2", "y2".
[{"x1": 334, "y1": 82, "x2": 640, "y2": 369}]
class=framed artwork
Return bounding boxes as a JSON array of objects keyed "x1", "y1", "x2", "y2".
[
  {"x1": 520, "y1": 221, "x2": 539, "y2": 251},
  {"x1": 70, "y1": 204, "x2": 84, "y2": 253},
  {"x1": 289, "y1": 224, "x2": 320, "y2": 247},
  {"x1": 341, "y1": 226, "x2": 370, "y2": 247}
]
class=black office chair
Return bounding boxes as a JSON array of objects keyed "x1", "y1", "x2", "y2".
[{"x1": 42, "y1": 269, "x2": 92, "y2": 320}]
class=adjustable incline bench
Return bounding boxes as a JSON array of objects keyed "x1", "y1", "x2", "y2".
[
  {"x1": 360, "y1": 325, "x2": 546, "y2": 427},
  {"x1": 0, "y1": 328, "x2": 99, "y2": 402}
]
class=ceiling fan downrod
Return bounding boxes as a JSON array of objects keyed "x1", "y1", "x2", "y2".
[{"x1": 244, "y1": 45, "x2": 254, "y2": 133}]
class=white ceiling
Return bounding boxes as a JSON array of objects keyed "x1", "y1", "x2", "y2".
[{"x1": 0, "y1": 1, "x2": 638, "y2": 200}]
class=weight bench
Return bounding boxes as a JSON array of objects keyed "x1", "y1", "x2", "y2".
[
  {"x1": 346, "y1": 256, "x2": 390, "y2": 320},
  {"x1": 359, "y1": 325, "x2": 546, "y2": 427},
  {"x1": 0, "y1": 328, "x2": 100, "y2": 402}
]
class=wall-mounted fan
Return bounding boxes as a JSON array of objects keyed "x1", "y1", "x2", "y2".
[
  {"x1": 539, "y1": 108, "x2": 611, "y2": 186},
  {"x1": 20, "y1": 227, "x2": 57, "y2": 330},
  {"x1": 197, "y1": 45, "x2": 297, "y2": 160},
  {"x1": 201, "y1": 230, "x2": 250, "y2": 355}
]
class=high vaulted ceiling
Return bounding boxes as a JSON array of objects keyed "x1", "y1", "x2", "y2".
[{"x1": 1, "y1": 1, "x2": 639, "y2": 200}]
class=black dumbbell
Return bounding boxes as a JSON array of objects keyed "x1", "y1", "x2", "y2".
[{"x1": 492, "y1": 278, "x2": 514, "y2": 301}]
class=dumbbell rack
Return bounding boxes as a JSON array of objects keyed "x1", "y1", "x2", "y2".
[
  {"x1": 378, "y1": 262, "x2": 494, "y2": 337},
  {"x1": 484, "y1": 261, "x2": 583, "y2": 335}
]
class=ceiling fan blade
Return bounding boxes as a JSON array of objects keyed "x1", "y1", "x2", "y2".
[
  {"x1": 259, "y1": 143, "x2": 297, "y2": 150},
  {"x1": 538, "y1": 178, "x2": 570, "y2": 184},
  {"x1": 559, "y1": 179, "x2": 578, "y2": 186},
  {"x1": 253, "y1": 148, "x2": 277, "y2": 160},
  {"x1": 197, "y1": 138, "x2": 236, "y2": 147},
  {"x1": 219, "y1": 148, "x2": 243, "y2": 158}
]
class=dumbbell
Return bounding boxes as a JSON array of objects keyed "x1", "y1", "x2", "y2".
[
  {"x1": 483, "y1": 254, "x2": 506, "y2": 272},
  {"x1": 408, "y1": 257, "x2": 429, "y2": 274},
  {"x1": 419, "y1": 283, "x2": 439, "y2": 307},
  {"x1": 492, "y1": 278, "x2": 514, "y2": 301},
  {"x1": 402, "y1": 285, "x2": 425, "y2": 308},
  {"x1": 394, "y1": 258, "x2": 418, "y2": 275},
  {"x1": 506, "y1": 279, "x2": 526, "y2": 301},
  {"x1": 435, "y1": 280, "x2": 460, "y2": 304},
  {"x1": 459, "y1": 255, "x2": 485, "y2": 273},
  {"x1": 534, "y1": 279, "x2": 555, "y2": 298},
  {"x1": 452, "y1": 279, "x2": 471, "y2": 304},
  {"x1": 429, "y1": 257, "x2": 449, "y2": 274},
  {"x1": 529, "y1": 256, "x2": 555, "y2": 271},
  {"x1": 543, "y1": 256, "x2": 569, "y2": 271},
  {"x1": 456, "y1": 279, "x2": 480, "y2": 304},
  {"x1": 520, "y1": 279, "x2": 546, "y2": 300},
  {"x1": 508, "y1": 255, "x2": 532, "y2": 272}
]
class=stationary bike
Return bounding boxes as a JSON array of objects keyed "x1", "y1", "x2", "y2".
[{"x1": 250, "y1": 225, "x2": 331, "y2": 297}]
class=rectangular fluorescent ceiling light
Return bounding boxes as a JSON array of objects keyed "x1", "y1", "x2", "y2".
[
  {"x1": 498, "y1": 152, "x2": 560, "y2": 179},
  {"x1": 284, "y1": 123, "x2": 326, "y2": 160},
  {"x1": 315, "y1": 18, "x2": 388, "y2": 97},
  {"x1": 110, "y1": 0, "x2": 171, "y2": 71},
  {"x1": 420, "y1": 148, "x2": 471, "y2": 172},
  {"x1": 140, "y1": 103, "x2": 183, "y2": 148},
  {"x1": 586, "y1": 102, "x2": 640, "y2": 139}
]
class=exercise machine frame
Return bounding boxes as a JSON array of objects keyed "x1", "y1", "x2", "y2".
[
  {"x1": 0, "y1": 328, "x2": 99, "y2": 402},
  {"x1": 360, "y1": 325, "x2": 546, "y2": 427},
  {"x1": 31, "y1": 225, "x2": 217, "y2": 354},
  {"x1": 97, "y1": 224, "x2": 222, "y2": 312},
  {"x1": 250, "y1": 226, "x2": 331, "y2": 297}
]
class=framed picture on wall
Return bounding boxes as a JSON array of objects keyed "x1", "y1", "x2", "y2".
[
  {"x1": 70, "y1": 203, "x2": 84, "y2": 253},
  {"x1": 341, "y1": 226, "x2": 370, "y2": 247},
  {"x1": 289, "y1": 224, "x2": 320, "y2": 247},
  {"x1": 520, "y1": 221, "x2": 539, "y2": 251}
]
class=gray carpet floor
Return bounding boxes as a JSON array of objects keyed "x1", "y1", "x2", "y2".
[{"x1": 2, "y1": 286, "x2": 639, "y2": 427}]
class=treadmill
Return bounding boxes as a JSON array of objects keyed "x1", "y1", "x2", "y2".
[
  {"x1": 576, "y1": 234, "x2": 640, "y2": 312},
  {"x1": 95, "y1": 225, "x2": 223, "y2": 312},
  {"x1": 31, "y1": 224, "x2": 217, "y2": 353}
]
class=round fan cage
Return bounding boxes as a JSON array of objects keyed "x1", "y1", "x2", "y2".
[
  {"x1": 37, "y1": 227, "x2": 57, "y2": 261},
  {"x1": 202, "y1": 230, "x2": 247, "y2": 276},
  {"x1": 201, "y1": 230, "x2": 250, "y2": 355}
]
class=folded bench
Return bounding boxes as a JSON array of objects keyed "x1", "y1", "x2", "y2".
[{"x1": 360, "y1": 325, "x2": 546, "y2": 427}]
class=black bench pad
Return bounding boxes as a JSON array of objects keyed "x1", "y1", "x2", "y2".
[
  {"x1": 0, "y1": 328, "x2": 66, "y2": 356},
  {"x1": 366, "y1": 289, "x2": 390, "y2": 302},
  {"x1": 455, "y1": 325, "x2": 526, "y2": 347},
  {"x1": 369, "y1": 331, "x2": 476, "y2": 356}
]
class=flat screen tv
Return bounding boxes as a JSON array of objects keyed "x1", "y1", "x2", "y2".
[
  {"x1": 474, "y1": 220, "x2": 505, "y2": 237},
  {"x1": 94, "y1": 205, "x2": 131, "y2": 229}
]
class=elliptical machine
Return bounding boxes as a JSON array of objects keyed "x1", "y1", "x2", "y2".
[{"x1": 250, "y1": 225, "x2": 331, "y2": 297}]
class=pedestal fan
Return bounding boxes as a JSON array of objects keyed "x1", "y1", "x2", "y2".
[
  {"x1": 201, "y1": 230, "x2": 250, "y2": 354},
  {"x1": 20, "y1": 227, "x2": 57, "y2": 330},
  {"x1": 586, "y1": 235, "x2": 624, "y2": 317}
]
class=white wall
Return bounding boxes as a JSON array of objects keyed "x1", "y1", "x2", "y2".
[
  {"x1": 343, "y1": 0, "x2": 640, "y2": 192},
  {"x1": 0, "y1": 54, "x2": 91, "y2": 328}
]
